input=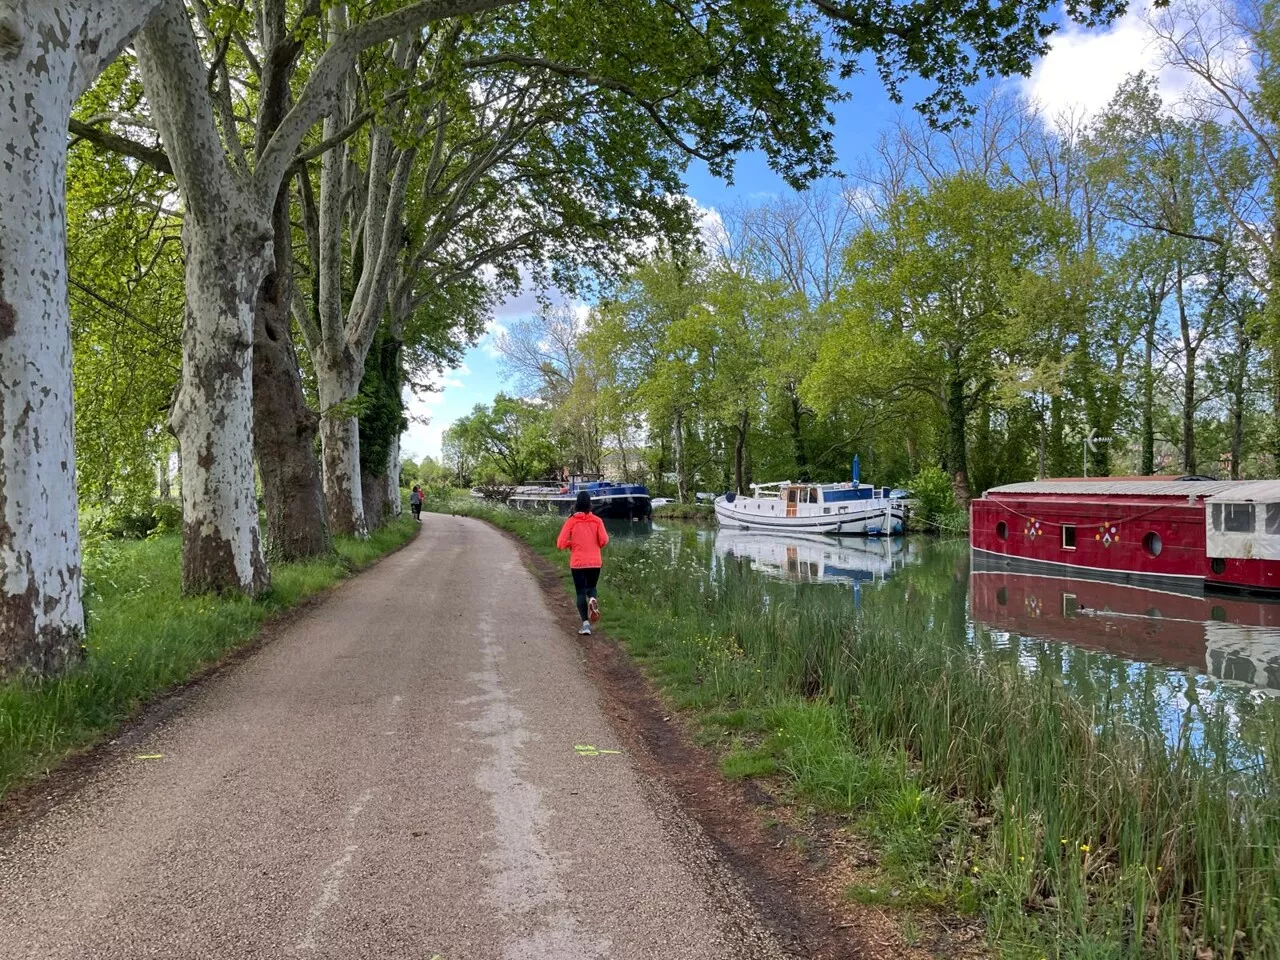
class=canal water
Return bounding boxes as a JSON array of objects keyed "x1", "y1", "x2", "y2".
[{"x1": 607, "y1": 519, "x2": 1280, "y2": 761}]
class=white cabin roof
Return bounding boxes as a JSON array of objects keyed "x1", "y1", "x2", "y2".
[
  {"x1": 986, "y1": 479, "x2": 1275, "y2": 500},
  {"x1": 1204, "y1": 481, "x2": 1280, "y2": 503}
]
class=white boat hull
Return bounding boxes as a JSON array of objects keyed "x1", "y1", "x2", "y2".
[{"x1": 714, "y1": 495, "x2": 906, "y2": 536}]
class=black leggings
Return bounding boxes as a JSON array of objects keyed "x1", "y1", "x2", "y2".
[{"x1": 572, "y1": 567, "x2": 601, "y2": 621}]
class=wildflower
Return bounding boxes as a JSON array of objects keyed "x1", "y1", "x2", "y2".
[
  {"x1": 1079, "y1": 844, "x2": 1090, "y2": 853},
  {"x1": 1018, "y1": 856, "x2": 1025, "y2": 863}
]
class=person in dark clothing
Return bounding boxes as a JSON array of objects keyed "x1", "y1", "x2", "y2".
[
  {"x1": 556, "y1": 491, "x2": 609, "y2": 635},
  {"x1": 409, "y1": 485, "x2": 423, "y2": 521}
]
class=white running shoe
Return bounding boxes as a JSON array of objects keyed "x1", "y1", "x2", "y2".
[{"x1": 579, "y1": 621, "x2": 592, "y2": 635}]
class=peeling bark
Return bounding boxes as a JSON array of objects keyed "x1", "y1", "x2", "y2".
[
  {"x1": 136, "y1": 1, "x2": 270, "y2": 594},
  {"x1": 253, "y1": 190, "x2": 330, "y2": 560},
  {"x1": 361, "y1": 465, "x2": 388, "y2": 530},
  {"x1": 385, "y1": 430, "x2": 402, "y2": 518},
  {"x1": 0, "y1": 0, "x2": 158, "y2": 672},
  {"x1": 316, "y1": 352, "x2": 367, "y2": 537}
]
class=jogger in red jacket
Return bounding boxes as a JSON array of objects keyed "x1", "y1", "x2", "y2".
[{"x1": 556, "y1": 492, "x2": 609, "y2": 635}]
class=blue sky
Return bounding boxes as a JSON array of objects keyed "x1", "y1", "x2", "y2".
[{"x1": 401, "y1": 3, "x2": 1176, "y2": 464}]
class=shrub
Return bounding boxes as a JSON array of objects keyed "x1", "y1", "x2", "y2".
[{"x1": 909, "y1": 465, "x2": 958, "y2": 528}]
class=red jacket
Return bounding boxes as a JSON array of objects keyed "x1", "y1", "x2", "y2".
[{"x1": 556, "y1": 512, "x2": 608, "y2": 569}]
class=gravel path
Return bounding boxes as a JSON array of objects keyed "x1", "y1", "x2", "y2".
[{"x1": 0, "y1": 515, "x2": 792, "y2": 960}]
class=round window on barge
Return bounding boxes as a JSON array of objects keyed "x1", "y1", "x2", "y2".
[
  {"x1": 1143, "y1": 532, "x2": 1162, "y2": 557},
  {"x1": 996, "y1": 521, "x2": 1008, "y2": 540},
  {"x1": 1212, "y1": 557, "x2": 1227, "y2": 576}
]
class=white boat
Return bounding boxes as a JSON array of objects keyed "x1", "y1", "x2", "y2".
[
  {"x1": 715, "y1": 464, "x2": 907, "y2": 536},
  {"x1": 714, "y1": 529, "x2": 910, "y2": 585}
]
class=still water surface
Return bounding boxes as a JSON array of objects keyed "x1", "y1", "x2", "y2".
[{"x1": 607, "y1": 519, "x2": 1280, "y2": 756}]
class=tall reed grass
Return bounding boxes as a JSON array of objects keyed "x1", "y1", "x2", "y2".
[
  {"x1": 0, "y1": 517, "x2": 418, "y2": 800},
  {"x1": 438, "y1": 496, "x2": 1280, "y2": 960}
]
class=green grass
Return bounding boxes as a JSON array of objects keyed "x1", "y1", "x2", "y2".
[
  {"x1": 0, "y1": 516, "x2": 417, "y2": 801},
  {"x1": 432, "y1": 496, "x2": 1280, "y2": 960},
  {"x1": 652, "y1": 502, "x2": 716, "y2": 520}
]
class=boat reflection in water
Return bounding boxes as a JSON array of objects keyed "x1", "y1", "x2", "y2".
[
  {"x1": 713, "y1": 529, "x2": 912, "y2": 599},
  {"x1": 970, "y1": 553, "x2": 1280, "y2": 696}
]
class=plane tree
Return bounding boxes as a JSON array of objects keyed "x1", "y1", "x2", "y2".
[{"x1": 2, "y1": 0, "x2": 1133, "y2": 670}]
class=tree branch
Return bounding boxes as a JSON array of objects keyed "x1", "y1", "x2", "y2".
[
  {"x1": 253, "y1": 0, "x2": 523, "y2": 208},
  {"x1": 68, "y1": 118, "x2": 173, "y2": 175}
]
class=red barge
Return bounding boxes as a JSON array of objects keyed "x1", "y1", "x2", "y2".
[
  {"x1": 971, "y1": 478, "x2": 1280, "y2": 596},
  {"x1": 969, "y1": 568, "x2": 1280, "y2": 693}
]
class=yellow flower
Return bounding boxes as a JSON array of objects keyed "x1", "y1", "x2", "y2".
[
  {"x1": 1079, "y1": 844, "x2": 1090, "y2": 853},
  {"x1": 1018, "y1": 856, "x2": 1026, "y2": 862}
]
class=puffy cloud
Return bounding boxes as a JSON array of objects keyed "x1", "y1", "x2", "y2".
[{"x1": 1020, "y1": 4, "x2": 1186, "y2": 118}]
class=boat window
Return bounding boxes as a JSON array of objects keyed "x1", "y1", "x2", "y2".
[
  {"x1": 996, "y1": 521, "x2": 1008, "y2": 540},
  {"x1": 1063, "y1": 594, "x2": 1078, "y2": 617},
  {"x1": 823, "y1": 508, "x2": 830, "y2": 515},
  {"x1": 1212, "y1": 557, "x2": 1227, "y2": 575},
  {"x1": 996, "y1": 587, "x2": 1008, "y2": 606},
  {"x1": 1143, "y1": 532, "x2": 1163, "y2": 557},
  {"x1": 810, "y1": 487, "x2": 819, "y2": 503},
  {"x1": 1267, "y1": 504, "x2": 1280, "y2": 535},
  {"x1": 1062, "y1": 524, "x2": 1076, "y2": 550},
  {"x1": 1224, "y1": 503, "x2": 1255, "y2": 533},
  {"x1": 1211, "y1": 503, "x2": 1222, "y2": 532}
]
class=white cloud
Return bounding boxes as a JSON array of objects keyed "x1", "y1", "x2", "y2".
[
  {"x1": 1021, "y1": 3, "x2": 1184, "y2": 118},
  {"x1": 400, "y1": 363, "x2": 474, "y2": 461},
  {"x1": 480, "y1": 320, "x2": 509, "y2": 359}
]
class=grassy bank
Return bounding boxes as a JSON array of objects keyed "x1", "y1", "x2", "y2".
[
  {"x1": 430, "y1": 497, "x2": 1280, "y2": 960},
  {"x1": 653, "y1": 501, "x2": 716, "y2": 520},
  {"x1": 0, "y1": 517, "x2": 417, "y2": 801}
]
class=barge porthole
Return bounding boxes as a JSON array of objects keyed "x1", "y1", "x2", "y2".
[
  {"x1": 1212, "y1": 557, "x2": 1227, "y2": 575},
  {"x1": 996, "y1": 521, "x2": 1008, "y2": 540},
  {"x1": 1143, "y1": 532, "x2": 1163, "y2": 557}
]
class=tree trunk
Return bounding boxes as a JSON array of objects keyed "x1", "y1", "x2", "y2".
[
  {"x1": 253, "y1": 193, "x2": 331, "y2": 559},
  {"x1": 316, "y1": 351, "x2": 367, "y2": 538},
  {"x1": 1141, "y1": 314, "x2": 1155, "y2": 475},
  {"x1": 0, "y1": 17, "x2": 84, "y2": 671},
  {"x1": 361, "y1": 466, "x2": 387, "y2": 530},
  {"x1": 733, "y1": 409, "x2": 749, "y2": 494},
  {"x1": 249, "y1": 7, "x2": 330, "y2": 561},
  {"x1": 157, "y1": 449, "x2": 172, "y2": 500},
  {"x1": 171, "y1": 226, "x2": 271, "y2": 595},
  {"x1": 946, "y1": 362, "x2": 970, "y2": 505},
  {"x1": 134, "y1": 1, "x2": 269, "y2": 594},
  {"x1": 1176, "y1": 261, "x2": 1197, "y2": 475},
  {"x1": 673, "y1": 411, "x2": 689, "y2": 503},
  {"x1": 1036, "y1": 402, "x2": 1048, "y2": 479},
  {"x1": 385, "y1": 431, "x2": 402, "y2": 517},
  {"x1": 788, "y1": 387, "x2": 809, "y2": 481},
  {"x1": 1230, "y1": 311, "x2": 1250, "y2": 481}
]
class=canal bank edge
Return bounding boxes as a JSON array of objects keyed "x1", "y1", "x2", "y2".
[{"x1": 474, "y1": 513, "x2": 982, "y2": 960}]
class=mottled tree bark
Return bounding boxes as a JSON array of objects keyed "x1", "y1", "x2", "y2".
[{"x1": 0, "y1": 0, "x2": 159, "y2": 671}]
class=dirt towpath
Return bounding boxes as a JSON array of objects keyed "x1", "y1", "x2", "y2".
[{"x1": 0, "y1": 516, "x2": 794, "y2": 960}]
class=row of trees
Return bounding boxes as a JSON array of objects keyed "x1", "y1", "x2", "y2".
[
  {"x1": 464, "y1": 2, "x2": 1280, "y2": 505},
  {"x1": 3, "y1": 0, "x2": 1109, "y2": 671}
]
